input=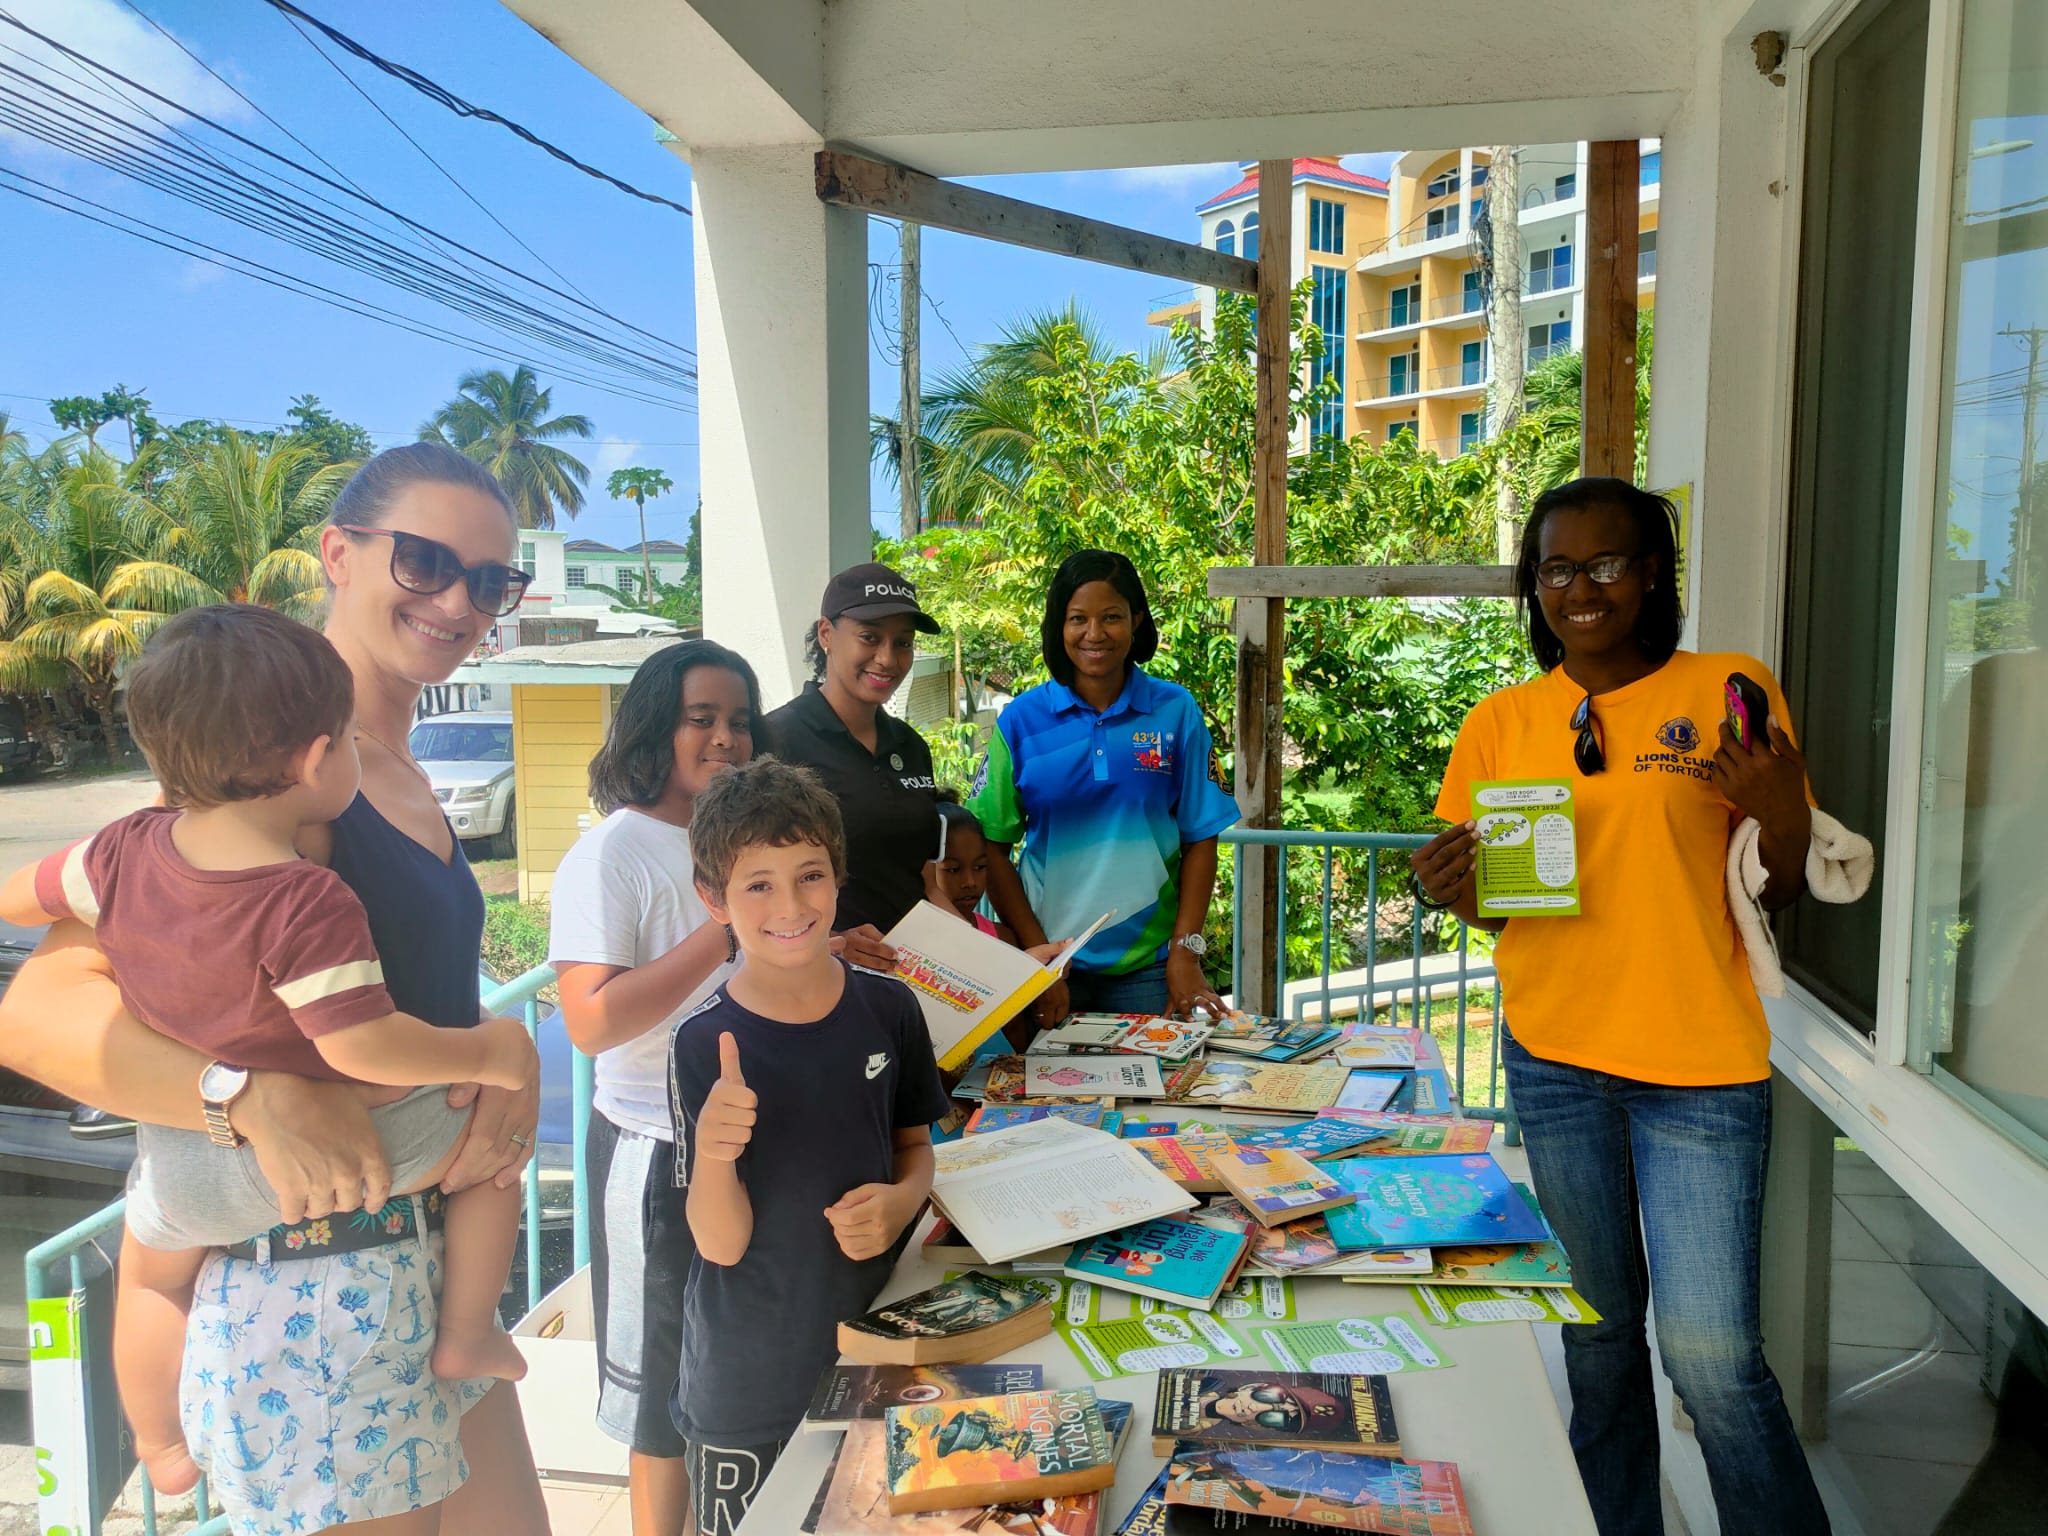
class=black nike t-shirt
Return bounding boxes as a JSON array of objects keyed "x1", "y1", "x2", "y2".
[{"x1": 668, "y1": 964, "x2": 949, "y2": 1444}]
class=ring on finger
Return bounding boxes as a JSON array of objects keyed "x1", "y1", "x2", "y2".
[{"x1": 508, "y1": 1132, "x2": 530, "y2": 1148}]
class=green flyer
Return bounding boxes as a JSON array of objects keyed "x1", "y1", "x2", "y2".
[
  {"x1": 1055, "y1": 1311, "x2": 1257, "y2": 1381},
  {"x1": 1409, "y1": 1283, "x2": 1603, "y2": 1327},
  {"x1": 946, "y1": 1270, "x2": 1100, "y2": 1326},
  {"x1": 1472, "y1": 779, "x2": 1580, "y2": 916},
  {"x1": 1139, "y1": 1275, "x2": 1295, "y2": 1323},
  {"x1": 1252, "y1": 1313, "x2": 1454, "y2": 1375}
]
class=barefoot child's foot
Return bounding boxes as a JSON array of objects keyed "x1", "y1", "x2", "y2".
[
  {"x1": 137, "y1": 1436, "x2": 200, "y2": 1496},
  {"x1": 431, "y1": 1325, "x2": 528, "y2": 1382}
]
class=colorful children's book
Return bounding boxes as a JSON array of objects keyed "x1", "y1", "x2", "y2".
[
  {"x1": 1120, "y1": 1119, "x2": 1181, "y2": 1139},
  {"x1": 1330, "y1": 1024, "x2": 1422, "y2": 1070},
  {"x1": 838, "y1": 1271, "x2": 1053, "y2": 1366},
  {"x1": 1210, "y1": 1145, "x2": 1355, "y2": 1228},
  {"x1": 1227, "y1": 1119, "x2": 1392, "y2": 1161},
  {"x1": 1149, "y1": 1369, "x2": 1399, "y2": 1459},
  {"x1": 1405, "y1": 1067, "x2": 1459, "y2": 1116},
  {"x1": 1114, "y1": 1468, "x2": 1172, "y2": 1536},
  {"x1": 1322, "y1": 1153, "x2": 1550, "y2": 1252},
  {"x1": 1358, "y1": 1189, "x2": 1570, "y2": 1287},
  {"x1": 804, "y1": 1364, "x2": 1045, "y2": 1432},
  {"x1": 1032, "y1": 1015, "x2": 1144, "y2": 1054},
  {"x1": 1115, "y1": 1016, "x2": 1215, "y2": 1063},
  {"x1": 883, "y1": 1387, "x2": 1117, "y2": 1514},
  {"x1": 963, "y1": 1101, "x2": 1122, "y2": 1136},
  {"x1": 1312, "y1": 1247, "x2": 1435, "y2": 1278},
  {"x1": 1125, "y1": 1131, "x2": 1238, "y2": 1192},
  {"x1": 1169, "y1": 1059, "x2": 1351, "y2": 1113},
  {"x1": 885, "y1": 900, "x2": 1113, "y2": 1070},
  {"x1": 1239, "y1": 1211, "x2": 1342, "y2": 1275},
  {"x1": 1023, "y1": 1053, "x2": 1167, "y2": 1099},
  {"x1": 1314, "y1": 1112, "x2": 1495, "y2": 1155},
  {"x1": 1163, "y1": 1448, "x2": 1474, "y2": 1534},
  {"x1": 930, "y1": 1116, "x2": 1196, "y2": 1263},
  {"x1": 1207, "y1": 1013, "x2": 1343, "y2": 1063},
  {"x1": 1408, "y1": 1283, "x2": 1602, "y2": 1328},
  {"x1": 1062, "y1": 1215, "x2": 1250, "y2": 1311},
  {"x1": 1332, "y1": 1071, "x2": 1403, "y2": 1114}
]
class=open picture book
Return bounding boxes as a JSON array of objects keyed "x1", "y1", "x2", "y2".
[{"x1": 885, "y1": 900, "x2": 1112, "y2": 1070}]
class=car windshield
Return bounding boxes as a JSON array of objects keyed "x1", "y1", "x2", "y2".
[{"x1": 408, "y1": 722, "x2": 512, "y2": 762}]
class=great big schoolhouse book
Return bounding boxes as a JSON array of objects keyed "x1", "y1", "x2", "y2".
[
  {"x1": 883, "y1": 1387, "x2": 1117, "y2": 1514},
  {"x1": 929, "y1": 1116, "x2": 1195, "y2": 1264},
  {"x1": 1210, "y1": 1145, "x2": 1356, "y2": 1228},
  {"x1": 1062, "y1": 1214, "x2": 1250, "y2": 1310},
  {"x1": 838, "y1": 1270, "x2": 1053, "y2": 1365},
  {"x1": 886, "y1": 901, "x2": 1111, "y2": 1070},
  {"x1": 1162, "y1": 1445, "x2": 1475, "y2": 1535},
  {"x1": 1149, "y1": 1369, "x2": 1398, "y2": 1460},
  {"x1": 1321, "y1": 1152, "x2": 1550, "y2": 1252},
  {"x1": 803, "y1": 1363, "x2": 1044, "y2": 1432}
]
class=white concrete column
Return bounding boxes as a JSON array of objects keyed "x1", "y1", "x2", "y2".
[{"x1": 691, "y1": 144, "x2": 871, "y2": 705}]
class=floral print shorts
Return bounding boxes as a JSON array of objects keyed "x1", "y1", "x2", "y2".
[{"x1": 179, "y1": 1198, "x2": 491, "y2": 1535}]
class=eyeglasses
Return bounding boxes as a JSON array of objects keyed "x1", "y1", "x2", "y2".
[
  {"x1": 1571, "y1": 694, "x2": 1605, "y2": 775},
  {"x1": 1534, "y1": 553, "x2": 1637, "y2": 589},
  {"x1": 336, "y1": 525, "x2": 531, "y2": 617}
]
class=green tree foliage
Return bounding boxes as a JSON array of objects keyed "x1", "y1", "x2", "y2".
[{"x1": 425, "y1": 365, "x2": 592, "y2": 529}]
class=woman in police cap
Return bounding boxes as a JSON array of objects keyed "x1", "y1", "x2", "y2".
[{"x1": 765, "y1": 563, "x2": 946, "y2": 958}]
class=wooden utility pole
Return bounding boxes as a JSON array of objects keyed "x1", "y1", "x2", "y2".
[
  {"x1": 1234, "y1": 159, "x2": 1292, "y2": 1015},
  {"x1": 1482, "y1": 147, "x2": 1524, "y2": 563},
  {"x1": 899, "y1": 219, "x2": 922, "y2": 540},
  {"x1": 1582, "y1": 141, "x2": 1642, "y2": 481},
  {"x1": 1998, "y1": 324, "x2": 2046, "y2": 603}
]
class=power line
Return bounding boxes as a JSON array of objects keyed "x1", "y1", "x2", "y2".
[{"x1": 255, "y1": 0, "x2": 691, "y2": 217}]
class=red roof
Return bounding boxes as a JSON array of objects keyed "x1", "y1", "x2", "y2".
[{"x1": 1197, "y1": 158, "x2": 1388, "y2": 213}]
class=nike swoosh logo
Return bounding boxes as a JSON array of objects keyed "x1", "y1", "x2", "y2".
[{"x1": 865, "y1": 1058, "x2": 888, "y2": 1080}]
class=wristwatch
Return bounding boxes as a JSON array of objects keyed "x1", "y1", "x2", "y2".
[
  {"x1": 199, "y1": 1061, "x2": 251, "y2": 1149},
  {"x1": 1175, "y1": 932, "x2": 1209, "y2": 957}
]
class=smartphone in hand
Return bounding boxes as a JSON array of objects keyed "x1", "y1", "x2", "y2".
[{"x1": 1724, "y1": 672, "x2": 1769, "y2": 751}]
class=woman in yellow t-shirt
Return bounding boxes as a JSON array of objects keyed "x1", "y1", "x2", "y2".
[{"x1": 1413, "y1": 478, "x2": 1829, "y2": 1535}]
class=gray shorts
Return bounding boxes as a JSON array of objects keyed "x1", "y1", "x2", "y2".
[{"x1": 124, "y1": 1085, "x2": 470, "y2": 1250}]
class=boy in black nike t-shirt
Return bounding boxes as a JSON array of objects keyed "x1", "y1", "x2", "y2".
[{"x1": 667, "y1": 758, "x2": 947, "y2": 1536}]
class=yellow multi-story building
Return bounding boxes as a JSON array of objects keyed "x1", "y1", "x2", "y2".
[{"x1": 1153, "y1": 144, "x2": 1660, "y2": 457}]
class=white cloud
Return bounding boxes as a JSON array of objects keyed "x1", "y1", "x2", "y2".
[
  {"x1": 1089, "y1": 161, "x2": 1241, "y2": 199},
  {"x1": 174, "y1": 257, "x2": 227, "y2": 291},
  {"x1": 0, "y1": 0, "x2": 250, "y2": 165},
  {"x1": 592, "y1": 437, "x2": 645, "y2": 483}
]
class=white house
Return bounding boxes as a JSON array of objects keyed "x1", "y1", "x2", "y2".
[{"x1": 509, "y1": 529, "x2": 694, "y2": 634}]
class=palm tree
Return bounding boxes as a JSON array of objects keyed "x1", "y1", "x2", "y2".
[
  {"x1": 1482, "y1": 310, "x2": 1655, "y2": 508},
  {"x1": 422, "y1": 365, "x2": 593, "y2": 529},
  {"x1": 606, "y1": 466, "x2": 673, "y2": 597}
]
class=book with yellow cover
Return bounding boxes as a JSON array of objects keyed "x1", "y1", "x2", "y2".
[
  {"x1": 1126, "y1": 1131, "x2": 1239, "y2": 1193},
  {"x1": 883, "y1": 1388, "x2": 1116, "y2": 1514},
  {"x1": 1210, "y1": 1145, "x2": 1356, "y2": 1228},
  {"x1": 886, "y1": 901, "x2": 1110, "y2": 1070},
  {"x1": 1170, "y1": 1059, "x2": 1351, "y2": 1113}
]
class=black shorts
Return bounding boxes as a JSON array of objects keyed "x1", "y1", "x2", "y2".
[
  {"x1": 684, "y1": 1437, "x2": 786, "y2": 1536},
  {"x1": 587, "y1": 1111, "x2": 693, "y2": 1457}
]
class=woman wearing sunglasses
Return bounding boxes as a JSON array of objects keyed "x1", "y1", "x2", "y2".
[
  {"x1": 1411, "y1": 477, "x2": 1828, "y2": 1535},
  {"x1": 0, "y1": 442, "x2": 549, "y2": 1536}
]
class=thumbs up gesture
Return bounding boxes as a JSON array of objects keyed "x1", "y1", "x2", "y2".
[{"x1": 696, "y1": 1032, "x2": 757, "y2": 1163}]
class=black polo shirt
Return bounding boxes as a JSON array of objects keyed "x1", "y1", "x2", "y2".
[{"x1": 763, "y1": 682, "x2": 938, "y2": 934}]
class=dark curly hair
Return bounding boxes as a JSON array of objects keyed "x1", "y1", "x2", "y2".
[
  {"x1": 1514, "y1": 477, "x2": 1683, "y2": 673},
  {"x1": 1041, "y1": 549, "x2": 1159, "y2": 686},
  {"x1": 689, "y1": 756, "x2": 847, "y2": 903},
  {"x1": 587, "y1": 639, "x2": 762, "y2": 814}
]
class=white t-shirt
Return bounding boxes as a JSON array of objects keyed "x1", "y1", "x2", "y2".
[{"x1": 547, "y1": 807, "x2": 730, "y2": 1139}]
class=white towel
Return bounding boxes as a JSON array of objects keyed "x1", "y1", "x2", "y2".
[{"x1": 1726, "y1": 809, "x2": 1875, "y2": 997}]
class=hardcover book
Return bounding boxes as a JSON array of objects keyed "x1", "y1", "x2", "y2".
[
  {"x1": 1211, "y1": 1146, "x2": 1356, "y2": 1228},
  {"x1": 885, "y1": 901, "x2": 1112, "y2": 1070},
  {"x1": 1149, "y1": 1368, "x2": 1398, "y2": 1459},
  {"x1": 884, "y1": 1388, "x2": 1117, "y2": 1514},
  {"x1": 1169, "y1": 1059, "x2": 1351, "y2": 1113},
  {"x1": 1161, "y1": 1445, "x2": 1475, "y2": 1535},
  {"x1": 1322, "y1": 1153, "x2": 1551, "y2": 1252},
  {"x1": 838, "y1": 1270, "x2": 1053, "y2": 1366},
  {"x1": 804, "y1": 1364, "x2": 1046, "y2": 1432},
  {"x1": 1062, "y1": 1215, "x2": 1250, "y2": 1311}
]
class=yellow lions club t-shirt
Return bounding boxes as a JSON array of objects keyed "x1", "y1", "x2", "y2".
[{"x1": 1434, "y1": 650, "x2": 1797, "y2": 1086}]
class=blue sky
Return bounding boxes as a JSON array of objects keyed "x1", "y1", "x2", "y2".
[{"x1": 0, "y1": 0, "x2": 1395, "y2": 551}]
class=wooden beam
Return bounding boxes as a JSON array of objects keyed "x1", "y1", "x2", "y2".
[
  {"x1": 816, "y1": 150, "x2": 1257, "y2": 293},
  {"x1": 1235, "y1": 159, "x2": 1293, "y2": 1016},
  {"x1": 1582, "y1": 140, "x2": 1641, "y2": 480},
  {"x1": 1210, "y1": 564, "x2": 1516, "y2": 600}
]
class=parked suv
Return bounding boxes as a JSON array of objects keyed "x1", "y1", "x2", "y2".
[{"x1": 411, "y1": 712, "x2": 517, "y2": 857}]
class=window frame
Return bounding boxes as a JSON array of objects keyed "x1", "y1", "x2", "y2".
[{"x1": 565, "y1": 565, "x2": 587, "y2": 589}]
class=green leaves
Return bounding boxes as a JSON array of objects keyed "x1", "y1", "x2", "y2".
[{"x1": 426, "y1": 365, "x2": 594, "y2": 529}]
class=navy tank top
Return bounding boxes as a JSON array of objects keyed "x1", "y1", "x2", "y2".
[{"x1": 327, "y1": 793, "x2": 484, "y2": 1029}]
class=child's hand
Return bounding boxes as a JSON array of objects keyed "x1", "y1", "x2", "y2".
[
  {"x1": 476, "y1": 1014, "x2": 540, "y2": 1091},
  {"x1": 695, "y1": 1032, "x2": 757, "y2": 1163},
  {"x1": 825, "y1": 1182, "x2": 906, "y2": 1261}
]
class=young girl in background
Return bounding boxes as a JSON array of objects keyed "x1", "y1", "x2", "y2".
[
  {"x1": 925, "y1": 794, "x2": 1012, "y2": 942},
  {"x1": 548, "y1": 638, "x2": 762, "y2": 1536}
]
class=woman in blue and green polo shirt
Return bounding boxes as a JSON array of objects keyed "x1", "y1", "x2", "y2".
[{"x1": 970, "y1": 549, "x2": 1239, "y2": 1022}]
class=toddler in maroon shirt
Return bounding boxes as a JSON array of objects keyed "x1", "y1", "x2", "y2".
[{"x1": 0, "y1": 605, "x2": 532, "y2": 1496}]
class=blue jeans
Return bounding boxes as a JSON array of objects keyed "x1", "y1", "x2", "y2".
[
  {"x1": 1502, "y1": 1033, "x2": 1829, "y2": 1536},
  {"x1": 1066, "y1": 958, "x2": 1169, "y2": 1014}
]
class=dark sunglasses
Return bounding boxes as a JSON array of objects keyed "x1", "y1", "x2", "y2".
[
  {"x1": 1571, "y1": 694, "x2": 1605, "y2": 776},
  {"x1": 337, "y1": 525, "x2": 531, "y2": 617}
]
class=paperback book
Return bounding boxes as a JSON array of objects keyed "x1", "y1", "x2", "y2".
[
  {"x1": 942, "y1": 1271, "x2": 1103, "y2": 1328},
  {"x1": 1330, "y1": 1023, "x2": 1421, "y2": 1070},
  {"x1": 1022, "y1": 1054, "x2": 1167, "y2": 1099},
  {"x1": 883, "y1": 1387, "x2": 1117, "y2": 1514},
  {"x1": 1227, "y1": 1119, "x2": 1393, "y2": 1161},
  {"x1": 1161, "y1": 1445, "x2": 1475, "y2": 1535},
  {"x1": 1207, "y1": 1014, "x2": 1342, "y2": 1063},
  {"x1": 1169, "y1": 1059, "x2": 1351, "y2": 1113},
  {"x1": 805, "y1": 1364, "x2": 1045, "y2": 1432},
  {"x1": 962, "y1": 1101, "x2": 1122, "y2": 1137},
  {"x1": 838, "y1": 1271, "x2": 1053, "y2": 1366},
  {"x1": 1062, "y1": 1215, "x2": 1250, "y2": 1311},
  {"x1": 1321, "y1": 1153, "x2": 1550, "y2": 1252},
  {"x1": 929, "y1": 1116, "x2": 1195, "y2": 1263},
  {"x1": 1210, "y1": 1145, "x2": 1355, "y2": 1228},
  {"x1": 1125, "y1": 1131, "x2": 1239, "y2": 1192},
  {"x1": 1149, "y1": 1368, "x2": 1399, "y2": 1459},
  {"x1": 886, "y1": 900, "x2": 1111, "y2": 1070},
  {"x1": 1331, "y1": 1071, "x2": 1403, "y2": 1114},
  {"x1": 1313, "y1": 1113, "x2": 1494, "y2": 1155}
]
